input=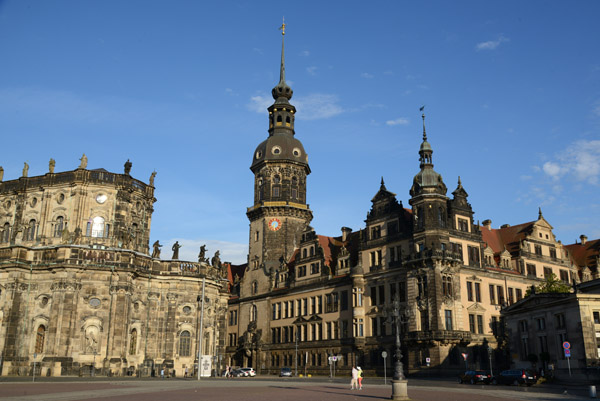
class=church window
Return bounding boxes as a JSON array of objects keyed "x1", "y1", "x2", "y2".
[
  {"x1": 179, "y1": 331, "x2": 191, "y2": 357},
  {"x1": 54, "y1": 216, "x2": 64, "y2": 237},
  {"x1": 35, "y1": 325, "x2": 45, "y2": 354},
  {"x1": 90, "y1": 216, "x2": 106, "y2": 238},
  {"x1": 251, "y1": 281, "x2": 258, "y2": 295},
  {"x1": 26, "y1": 219, "x2": 36, "y2": 241},
  {"x1": 129, "y1": 329, "x2": 137, "y2": 355},
  {"x1": 417, "y1": 276, "x2": 428, "y2": 299},
  {"x1": 1, "y1": 222, "x2": 10, "y2": 243}
]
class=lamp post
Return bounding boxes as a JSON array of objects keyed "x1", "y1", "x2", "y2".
[{"x1": 388, "y1": 295, "x2": 410, "y2": 401}]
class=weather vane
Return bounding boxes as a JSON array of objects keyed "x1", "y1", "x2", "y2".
[{"x1": 279, "y1": 17, "x2": 286, "y2": 36}]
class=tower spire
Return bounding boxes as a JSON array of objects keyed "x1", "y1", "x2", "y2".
[{"x1": 272, "y1": 18, "x2": 293, "y2": 102}]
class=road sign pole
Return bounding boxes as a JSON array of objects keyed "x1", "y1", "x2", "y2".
[
  {"x1": 567, "y1": 356, "x2": 572, "y2": 377},
  {"x1": 382, "y1": 351, "x2": 388, "y2": 385}
]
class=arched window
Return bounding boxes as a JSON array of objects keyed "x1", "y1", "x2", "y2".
[
  {"x1": 26, "y1": 219, "x2": 36, "y2": 241},
  {"x1": 35, "y1": 325, "x2": 45, "y2": 353},
  {"x1": 438, "y1": 207, "x2": 446, "y2": 228},
  {"x1": 179, "y1": 331, "x2": 191, "y2": 357},
  {"x1": 442, "y1": 275, "x2": 453, "y2": 297},
  {"x1": 2, "y1": 222, "x2": 10, "y2": 243},
  {"x1": 276, "y1": 115, "x2": 282, "y2": 125},
  {"x1": 252, "y1": 281, "x2": 258, "y2": 295},
  {"x1": 129, "y1": 329, "x2": 137, "y2": 355},
  {"x1": 91, "y1": 216, "x2": 105, "y2": 238},
  {"x1": 54, "y1": 217, "x2": 64, "y2": 237}
]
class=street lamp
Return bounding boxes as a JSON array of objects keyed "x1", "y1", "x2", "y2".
[{"x1": 387, "y1": 295, "x2": 410, "y2": 401}]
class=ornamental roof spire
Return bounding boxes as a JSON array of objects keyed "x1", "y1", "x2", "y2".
[{"x1": 272, "y1": 17, "x2": 293, "y2": 102}]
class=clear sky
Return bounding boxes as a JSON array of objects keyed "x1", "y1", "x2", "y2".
[{"x1": 1, "y1": 1, "x2": 599, "y2": 264}]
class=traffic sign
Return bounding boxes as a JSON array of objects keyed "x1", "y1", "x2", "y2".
[
  {"x1": 461, "y1": 353, "x2": 468, "y2": 361},
  {"x1": 564, "y1": 348, "x2": 571, "y2": 358},
  {"x1": 563, "y1": 341, "x2": 571, "y2": 349}
]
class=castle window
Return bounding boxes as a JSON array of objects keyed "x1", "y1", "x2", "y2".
[
  {"x1": 417, "y1": 276, "x2": 428, "y2": 299},
  {"x1": 276, "y1": 115, "x2": 282, "y2": 125},
  {"x1": 458, "y1": 218, "x2": 469, "y2": 232},
  {"x1": 442, "y1": 276, "x2": 453, "y2": 297},
  {"x1": 445, "y1": 310, "x2": 453, "y2": 330},
  {"x1": 252, "y1": 281, "x2": 258, "y2": 295},
  {"x1": 178, "y1": 331, "x2": 191, "y2": 357},
  {"x1": 291, "y1": 188, "x2": 297, "y2": 199},
  {"x1": 272, "y1": 187, "x2": 280, "y2": 197},
  {"x1": 535, "y1": 245, "x2": 542, "y2": 256},
  {"x1": 286, "y1": 116, "x2": 291, "y2": 126},
  {"x1": 273, "y1": 175, "x2": 280, "y2": 184},
  {"x1": 129, "y1": 329, "x2": 137, "y2": 355},
  {"x1": 54, "y1": 216, "x2": 64, "y2": 237},
  {"x1": 438, "y1": 207, "x2": 446, "y2": 228},
  {"x1": 302, "y1": 249, "x2": 307, "y2": 258},
  {"x1": 35, "y1": 325, "x2": 46, "y2": 354}
]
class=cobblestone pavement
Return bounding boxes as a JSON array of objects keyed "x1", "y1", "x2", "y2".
[{"x1": 0, "y1": 379, "x2": 591, "y2": 401}]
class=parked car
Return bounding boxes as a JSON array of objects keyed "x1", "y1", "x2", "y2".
[
  {"x1": 492, "y1": 369, "x2": 537, "y2": 386},
  {"x1": 280, "y1": 367, "x2": 293, "y2": 377},
  {"x1": 238, "y1": 367, "x2": 256, "y2": 377},
  {"x1": 459, "y1": 370, "x2": 492, "y2": 384},
  {"x1": 230, "y1": 368, "x2": 245, "y2": 377}
]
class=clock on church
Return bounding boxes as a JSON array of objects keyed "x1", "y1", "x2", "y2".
[{"x1": 268, "y1": 218, "x2": 282, "y2": 231}]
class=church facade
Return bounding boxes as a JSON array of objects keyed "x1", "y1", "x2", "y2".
[
  {"x1": 224, "y1": 31, "x2": 593, "y2": 376},
  {"x1": 0, "y1": 160, "x2": 229, "y2": 377}
]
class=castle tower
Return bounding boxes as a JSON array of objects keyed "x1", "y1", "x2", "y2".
[{"x1": 244, "y1": 23, "x2": 313, "y2": 297}]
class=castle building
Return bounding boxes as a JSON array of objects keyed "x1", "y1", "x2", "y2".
[
  {"x1": 225, "y1": 30, "x2": 590, "y2": 376},
  {"x1": 0, "y1": 160, "x2": 228, "y2": 377}
]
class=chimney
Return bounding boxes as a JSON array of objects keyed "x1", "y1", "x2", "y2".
[
  {"x1": 482, "y1": 219, "x2": 492, "y2": 230},
  {"x1": 580, "y1": 235, "x2": 588, "y2": 245},
  {"x1": 501, "y1": 224, "x2": 511, "y2": 229},
  {"x1": 341, "y1": 227, "x2": 352, "y2": 242}
]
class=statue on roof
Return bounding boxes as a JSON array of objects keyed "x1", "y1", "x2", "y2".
[
  {"x1": 79, "y1": 154, "x2": 88, "y2": 169},
  {"x1": 149, "y1": 171, "x2": 157, "y2": 186},
  {"x1": 22, "y1": 162, "x2": 29, "y2": 177},
  {"x1": 124, "y1": 159, "x2": 132, "y2": 175},
  {"x1": 151, "y1": 240, "x2": 162, "y2": 258},
  {"x1": 49, "y1": 159, "x2": 55, "y2": 174},
  {"x1": 211, "y1": 250, "x2": 221, "y2": 268},
  {"x1": 0, "y1": 166, "x2": 3, "y2": 182},
  {"x1": 198, "y1": 244, "x2": 207, "y2": 263},
  {"x1": 171, "y1": 241, "x2": 182, "y2": 259}
]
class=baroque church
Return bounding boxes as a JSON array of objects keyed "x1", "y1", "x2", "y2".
[
  {"x1": 224, "y1": 28, "x2": 599, "y2": 377},
  {"x1": 0, "y1": 159, "x2": 229, "y2": 377}
]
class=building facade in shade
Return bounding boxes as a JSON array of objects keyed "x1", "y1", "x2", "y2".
[
  {"x1": 0, "y1": 160, "x2": 229, "y2": 377},
  {"x1": 502, "y1": 279, "x2": 600, "y2": 381},
  {"x1": 225, "y1": 30, "x2": 593, "y2": 376}
]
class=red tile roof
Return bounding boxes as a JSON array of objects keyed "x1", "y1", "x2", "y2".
[{"x1": 565, "y1": 239, "x2": 600, "y2": 273}]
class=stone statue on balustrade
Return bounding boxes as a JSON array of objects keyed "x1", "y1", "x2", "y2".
[
  {"x1": 22, "y1": 162, "x2": 29, "y2": 177},
  {"x1": 124, "y1": 159, "x2": 132, "y2": 175},
  {"x1": 211, "y1": 250, "x2": 221, "y2": 268},
  {"x1": 149, "y1": 171, "x2": 157, "y2": 186},
  {"x1": 172, "y1": 241, "x2": 182, "y2": 259},
  {"x1": 49, "y1": 158, "x2": 55, "y2": 173},
  {"x1": 79, "y1": 154, "x2": 87, "y2": 169},
  {"x1": 152, "y1": 240, "x2": 162, "y2": 258},
  {"x1": 198, "y1": 244, "x2": 208, "y2": 263},
  {"x1": 0, "y1": 166, "x2": 3, "y2": 182}
]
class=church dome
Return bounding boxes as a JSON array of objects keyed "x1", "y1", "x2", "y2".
[{"x1": 251, "y1": 132, "x2": 308, "y2": 170}]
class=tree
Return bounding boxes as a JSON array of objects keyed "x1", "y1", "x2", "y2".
[{"x1": 525, "y1": 273, "x2": 571, "y2": 296}]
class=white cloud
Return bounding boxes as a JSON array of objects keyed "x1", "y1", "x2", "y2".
[
  {"x1": 294, "y1": 94, "x2": 343, "y2": 120},
  {"x1": 306, "y1": 66, "x2": 318, "y2": 76},
  {"x1": 361, "y1": 72, "x2": 374, "y2": 79},
  {"x1": 386, "y1": 118, "x2": 409, "y2": 126},
  {"x1": 248, "y1": 93, "x2": 343, "y2": 120},
  {"x1": 248, "y1": 94, "x2": 272, "y2": 113},
  {"x1": 541, "y1": 140, "x2": 600, "y2": 184},
  {"x1": 301, "y1": 50, "x2": 310, "y2": 57},
  {"x1": 475, "y1": 35, "x2": 509, "y2": 51}
]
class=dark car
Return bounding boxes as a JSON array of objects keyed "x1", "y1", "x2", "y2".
[
  {"x1": 492, "y1": 369, "x2": 537, "y2": 386},
  {"x1": 459, "y1": 370, "x2": 491, "y2": 384},
  {"x1": 230, "y1": 369, "x2": 245, "y2": 377},
  {"x1": 280, "y1": 367, "x2": 292, "y2": 377}
]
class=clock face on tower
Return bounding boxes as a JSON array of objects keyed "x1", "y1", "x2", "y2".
[{"x1": 268, "y1": 218, "x2": 282, "y2": 231}]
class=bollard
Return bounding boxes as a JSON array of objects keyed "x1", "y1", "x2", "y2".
[{"x1": 590, "y1": 385, "x2": 597, "y2": 398}]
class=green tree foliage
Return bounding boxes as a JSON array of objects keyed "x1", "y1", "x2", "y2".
[{"x1": 525, "y1": 273, "x2": 571, "y2": 296}]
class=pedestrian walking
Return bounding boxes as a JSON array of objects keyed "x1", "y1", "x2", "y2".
[
  {"x1": 184, "y1": 367, "x2": 188, "y2": 378},
  {"x1": 160, "y1": 368, "x2": 164, "y2": 379},
  {"x1": 357, "y1": 366, "x2": 363, "y2": 390},
  {"x1": 350, "y1": 366, "x2": 358, "y2": 390}
]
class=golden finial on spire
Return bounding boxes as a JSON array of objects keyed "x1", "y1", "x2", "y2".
[{"x1": 279, "y1": 17, "x2": 286, "y2": 36}]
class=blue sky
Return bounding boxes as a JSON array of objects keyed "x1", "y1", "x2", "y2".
[{"x1": 1, "y1": 1, "x2": 599, "y2": 264}]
